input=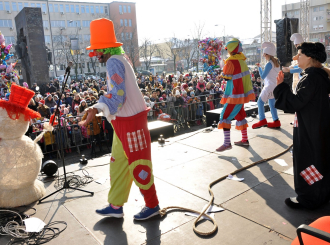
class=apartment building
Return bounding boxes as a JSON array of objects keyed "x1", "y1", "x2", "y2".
[
  {"x1": 0, "y1": 0, "x2": 139, "y2": 79},
  {"x1": 282, "y1": 0, "x2": 330, "y2": 43}
]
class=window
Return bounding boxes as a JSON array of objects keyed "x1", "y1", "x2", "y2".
[
  {"x1": 119, "y1": 5, "x2": 122, "y2": 13},
  {"x1": 0, "y1": 2, "x2": 3, "y2": 11},
  {"x1": 42, "y1": 3, "x2": 47, "y2": 12},
  {"x1": 6, "y1": 36, "x2": 15, "y2": 44},
  {"x1": 105, "y1": 6, "x2": 108, "y2": 14},
  {"x1": 319, "y1": 25, "x2": 324, "y2": 30},
  {"x1": 54, "y1": 4, "x2": 58, "y2": 12},
  {"x1": 90, "y1": 6, "x2": 94, "y2": 13},
  {"x1": 59, "y1": 4, "x2": 64, "y2": 12},
  {"x1": 294, "y1": 10, "x2": 299, "y2": 16},
  {"x1": 124, "y1": 19, "x2": 127, "y2": 26},
  {"x1": 64, "y1": 4, "x2": 69, "y2": 12},
  {"x1": 36, "y1": 3, "x2": 40, "y2": 8},
  {"x1": 313, "y1": 16, "x2": 317, "y2": 21},
  {"x1": 128, "y1": 6, "x2": 131, "y2": 13},
  {"x1": 319, "y1": 6, "x2": 325, "y2": 11},
  {"x1": 123, "y1": 6, "x2": 126, "y2": 13},
  {"x1": 130, "y1": 32, "x2": 132, "y2": 39},
  {"x1": 100, "y1": 6, "x2": 104, "y2": 13},
  {"x1": 86, "y1": 5, "x2": 89, "y2": 13},
  {"x1": 95, "y1": 6, "x2": 99, "y2": 13},
  {"x1": 120, "y1": 19, "x2": 123, "y2": 26},
  {"x1": 313, "y1": 7, "x2": 318, "y2": 12},
  {"x1": 83, "y1": 34, "x2": 90, "y2": 41},
  {"x1": 51, "y1": 20, "x2": 66, "y2": 28},
  {"x1": 4, "y1": 1, "x2": 9, "y2": 11},
  {"x1": 68, "y1": 20, "x2": 81, "y2": 27},
  {"x1": 18, "y1": 2, "x2": 23, "y2": 11},
  {"x1": 81, "y1": 5, "x2": 85, "y2": 13},
  {"x1": 43, "y1": 20, "x2": 49, "y2": 28},
  {"x1": 129, "y1": 19, "x2": 132, "y2": 26},
  {"x1": 30, "y1": 3, "x2": 35, "y2": 7},
  {"x1": 82, "y1": 20, "x2": 91, "y2": 27},
  {"x1": 121, "y1": 33, "x2": 124, "y2": 40},
  {"x1": 12, "y1": 2, "x2": 17, "y2": 11},
  {"x1": 44, "y1": 35, "x2": 51, "y2": 43},
  {"x1": 0, "y1": 19, "x2": 13, "y2": 27},
  {"x1": 60, "y1": 64, "x2": 65, "y2": 71},
  {"x1": 126, "y1": 33, "x2": 129, "y2": 40},
  {"x1": 49, "y1": 3, "x2": 53, "y2": 12},
  {"x1": 24, "y1": 2, "x2": 28, "y2": 7},
  {"x1": 320, "y1": 16, "x2": 324, "y2": 20},
  {"x1": 75, "y1": 5, "x2": 79, "y2": 13},
  {"x1": 313, "y1": 25, "x2": 318, "y2": 30},
  {"x1": 70, "y1": 4, "x2": 74, "y2": 12}
]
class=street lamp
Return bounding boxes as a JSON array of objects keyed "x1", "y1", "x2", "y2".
[{"x1": 46, "y1": 0, "x2": 57, "y2": 78}]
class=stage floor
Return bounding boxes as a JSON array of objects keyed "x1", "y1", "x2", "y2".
[{"x1": 2, "y1": 111, "x2": 329, "y2": 244}]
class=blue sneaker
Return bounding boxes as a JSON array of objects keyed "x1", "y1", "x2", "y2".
[
  {"x1": 134, "y1": 205, "x2": 160, "y2": 220},
  {"x1": 95, "y1": 205, "x2": 124, "y2": 218}
]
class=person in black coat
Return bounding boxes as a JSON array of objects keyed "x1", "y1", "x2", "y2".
[{"x1": 274, "y1": 42, "x2": 330, "y2": 209}]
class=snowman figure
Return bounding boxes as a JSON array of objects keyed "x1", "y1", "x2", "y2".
[{"x1": 0, "y1": 83, "x2": 51, "y2": 207}]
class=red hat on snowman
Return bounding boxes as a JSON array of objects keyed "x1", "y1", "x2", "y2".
[{"x1": 0, "y1": 83, "x2": 41, "y2": 121}]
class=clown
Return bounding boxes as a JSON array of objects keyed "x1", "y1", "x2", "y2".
[
  {"x1": 252, "y1": 42, "x2": 281, "y2": 129},
  {"x1": 79, "y1": 18, "x2": 159, "y2": 220},
  {"x1": 216, "y1": 38, "x2": 255, "y2": 152}
]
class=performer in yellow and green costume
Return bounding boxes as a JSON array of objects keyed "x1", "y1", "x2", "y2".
[
  {"x1": 216, "y1": 38, "x2": 255, "y2": 152},
  {"x1": 80, "y1": 18, "x2": 159, "y2": 220}
]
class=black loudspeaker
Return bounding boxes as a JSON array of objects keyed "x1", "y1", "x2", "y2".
[
  {"x1": 274, "y1": 18, "x2": 299, "y2": 90},
  {"x1": 41, "y1": 160, "x2": 58, "y2": 177}
]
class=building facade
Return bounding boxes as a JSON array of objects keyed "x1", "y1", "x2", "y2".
[
  {"x1": 282, "y1": 0, "x2": 330, "y2": 62},
  {"x1": 0, "y1": 0, "x2": 139, "y2": 80}
]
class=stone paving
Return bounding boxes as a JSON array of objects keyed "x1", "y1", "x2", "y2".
[{"x1": 1, "y1": 111, "x2": 329, "y2": 245}]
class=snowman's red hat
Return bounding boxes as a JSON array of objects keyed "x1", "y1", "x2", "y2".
[{"x1": 0, "y1": 83, "x2": 41, "y2": 121}]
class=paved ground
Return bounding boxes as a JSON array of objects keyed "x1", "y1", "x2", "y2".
[{"x1": 1, "y1": 110, "x2": 329, "y2": 245}]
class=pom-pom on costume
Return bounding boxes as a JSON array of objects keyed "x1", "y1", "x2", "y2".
[{"x1": 86, "y1": 18, "x2": 159, "y2": 220}]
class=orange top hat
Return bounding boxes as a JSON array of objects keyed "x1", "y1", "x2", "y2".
[
  {"x1": 0, "y1": 83, "x2": 41, "y2": 121},
  {"x1": 86, "y1": 18, "x2": 122, "y2": 50}
]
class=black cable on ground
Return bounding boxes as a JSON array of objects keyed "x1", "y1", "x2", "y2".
[{"x1": 54, "y1": 169, "x2": 93, "y2": 190}]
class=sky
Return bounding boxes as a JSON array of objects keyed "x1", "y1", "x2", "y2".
[{"x1": 64, "y1": 0, "x2": 299, "y2": 42}]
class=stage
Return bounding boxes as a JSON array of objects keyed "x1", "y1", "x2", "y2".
[
  {"x1": 206, "y1": 101, "x2": 270, "y2": 127},
  {"x1": 1, "y1": 110, "x2": 329, "y2": 245}
]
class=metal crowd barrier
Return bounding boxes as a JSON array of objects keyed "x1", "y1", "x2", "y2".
[
  {"x1": 147, "y1": 94, "x2": 223, "y2": 132},
  {"x1": 29, "y1": 115, "x2": 112, "y2": 158}
]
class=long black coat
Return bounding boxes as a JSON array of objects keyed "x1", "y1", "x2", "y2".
[{"x1": 274, "y1": 67, "x2": 330, "y2": 209}]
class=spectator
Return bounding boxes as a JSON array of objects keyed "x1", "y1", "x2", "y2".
[
  {"x1": 45, "y1": 94, "x2": 57, "y2": 108},
  {"x1": 72, "y1": 93, "x2": 81, "y2": 110},
  {"x1": 37, "y1": 100, "x2": 51, "y2": 118},
  {"x1": 77, "y1": 100, "x2": 88, "y2": 117}
]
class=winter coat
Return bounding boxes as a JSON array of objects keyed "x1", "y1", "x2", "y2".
[{"x1": 82, "y1": 111, "x2": 102, "y2": 136}]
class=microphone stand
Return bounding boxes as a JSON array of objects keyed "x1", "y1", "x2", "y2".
[{"x1": 39, "y1": 65, "x2": 94, "y2": 203}]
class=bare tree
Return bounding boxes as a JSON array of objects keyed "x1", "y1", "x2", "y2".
[
  {"x1": 190, "y1": 22, "x2": 206, "y2": 72},
  {"x1": 164, "y1": 36, "x2": 183, "y2": 73},
  {"x1": 122, "y1": 26, "x2": 139, "y2": 71},
  {"x1": 139, "y1": 38, "x2": 157, "y2": 71}
]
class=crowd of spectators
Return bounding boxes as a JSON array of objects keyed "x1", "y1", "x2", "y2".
[{"x1": 0, "y1": 68, "x2": 260, "y2": 157}]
